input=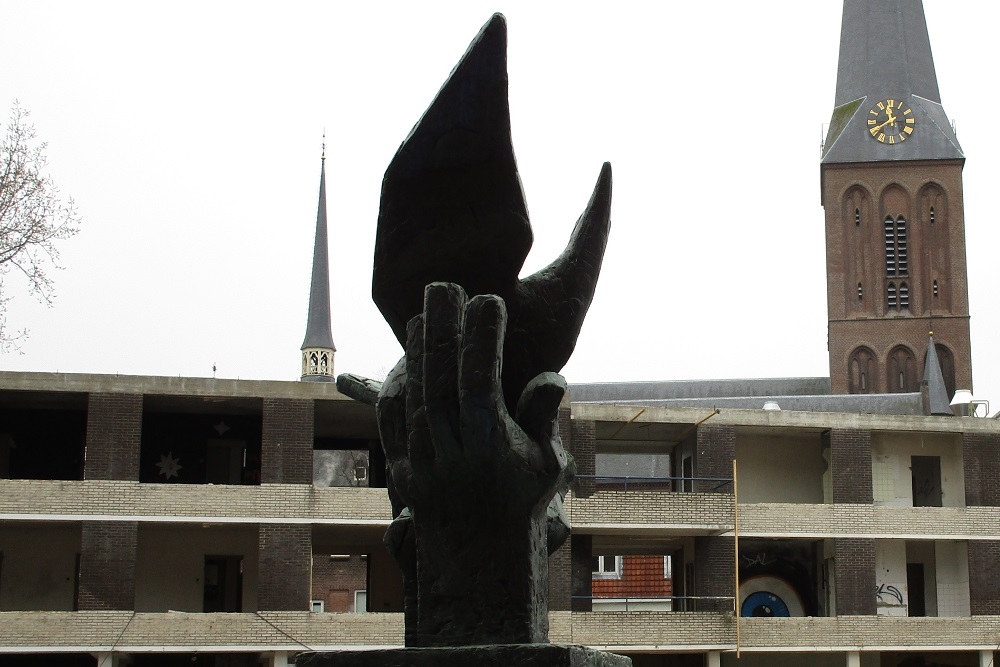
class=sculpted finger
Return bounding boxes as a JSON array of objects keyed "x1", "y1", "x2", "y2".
[
  {"x1": 422, "y1": 283, "x2": 465, "y2": 460},
  {"x1": 515, "y1": 372, "x2": 570, "y2": 474},
  {"x1": 377, "y1": 356, "x2": 409, "y2": 464},
  {"x1": 459, "y1": 294, "x2": 507, "y2": 454},
  {"x1": 405, "y1": 314, "x2": 433, "y2": 464}
]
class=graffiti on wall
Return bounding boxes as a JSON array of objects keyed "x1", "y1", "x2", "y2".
[{"x1": 875, "y1": 583, "x2": 904, "y2": 605}]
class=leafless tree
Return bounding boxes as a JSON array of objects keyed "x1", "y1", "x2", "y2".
[{"x1": 0, "y1": 102, "x2": 80, "y2": 351}]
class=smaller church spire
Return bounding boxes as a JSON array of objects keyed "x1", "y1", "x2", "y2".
[
  {"x1": 301, "y1": 145, "x2": 336, "y2": 382},
  {"x1": 923, "y1": 334, "x2": 953, "y2": 416}
]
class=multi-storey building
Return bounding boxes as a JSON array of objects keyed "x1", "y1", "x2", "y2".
[{"x1": 2, "y1": 2, "x2": 998, "y2": 667}]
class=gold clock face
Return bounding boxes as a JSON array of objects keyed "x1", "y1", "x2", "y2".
[{"x1": 867, "y1": 99, "x2": 915, "y2": 144}]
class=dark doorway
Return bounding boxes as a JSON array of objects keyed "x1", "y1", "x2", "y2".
[
  {"x1": 911, "y1": 456, "x2": 942, "y2": 507},
  {"x1": 203, "y1": 555, "x2": 243, "y2": 612},
  {"x1": 906, "y1": 563, "x2": 926, "y2": 616}
]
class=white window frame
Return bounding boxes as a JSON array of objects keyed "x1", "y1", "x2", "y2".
[{"x1": 592, "y1": 555, "x2": 623, "y2": 579}]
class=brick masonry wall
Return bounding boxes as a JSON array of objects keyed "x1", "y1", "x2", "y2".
[
  {"x1": 78, "y1": 521, "x2": 138, "y2": 610},
  {"x1": 967, "y1": 540, "x2": 1000, "y2": 615},
  {"x1": 258, "y1": 524, "x2": 312, "y2": 611},
  {"x1": 834, "y1": 538, "x2": 876, "y2": 615},
  {"x1": 548, "y1": 540, "x2": 572, "y2": 612},
  {"x1": 571, "y1": 534, "x2": 593, "y2": 612},
  {"x1": 84, "y1": 393, "x2": 142, "y2": 481},
  {"x1": 963, "y1": 432, "x2": 1000, "y2": 507},
  {"x1": 694, "y1": 536, "x2": 734, "y2": 612},
  {"x1": 311, "y1": 555, "x2": 367, "y2": 612},
  {"x1": 831, "y1": 429, "x2": 874, "y2": 503},
  {"x1": 571, "y1": 419, "x2": 596, "y2": 497},
  {"x1": 695, "y1": 425, "x2": 735, "y2": 493},
  {"x1": 262, "y1": 398, "x2": 314, "y2": 484}
]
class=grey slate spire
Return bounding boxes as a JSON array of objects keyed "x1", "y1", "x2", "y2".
[
  {"x1": 822, "y1": 0, "x2": 963, "y2": 164},
  {"x1": 923, "y1": 335, "x2": 953, "y2": 416},
  {"x1": 300, "y1": 150, "x2": 336, "y2": 382}
]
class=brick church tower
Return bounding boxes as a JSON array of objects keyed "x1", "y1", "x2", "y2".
[{"x1": 821, "y1": 0, "x2": 972, "y2": 397}]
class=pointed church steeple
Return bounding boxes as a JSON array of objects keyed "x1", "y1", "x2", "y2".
[
  {"x1": 301, "y1": 146, "x2": 336, "y2": 382},
  {"x1": 821, "y1": 0, "x2": 973, "y2": 397},
  {"x1": 822, "y1": 0, "x2": 963, "y2": 164}
]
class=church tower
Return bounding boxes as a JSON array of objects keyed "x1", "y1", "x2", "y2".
[
  {"x1": 821, "y1": 0, "x2": 971, "y2": 397},
  {"x1": 300, "y1": 150, "x2": 336, "y2": 382}
]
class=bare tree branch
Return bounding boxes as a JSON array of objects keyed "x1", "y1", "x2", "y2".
[{"x1": 0, "y1": 102, "x2": 81, "y2": 350}]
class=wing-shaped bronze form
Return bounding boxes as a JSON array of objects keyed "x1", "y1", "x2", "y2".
[{"x1": 373, "y1": 13, "x2": 611, "y2": 410}]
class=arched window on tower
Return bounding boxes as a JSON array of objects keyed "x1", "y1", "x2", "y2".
[
  {"x1": 887, "y1": 346, "x2": 919, "y2": 393},
  {"x1": 849, "y1": 347, "x2": 876, "y2": 394},
  {"x1": 320, "y1": 352, "x2": 329, "y2": 372},
  {"x1": 887, "y1": 282, "x2": 897, "y2": 310},
  {"x1": 310, "y1": 352, "x2": 319, "y2": 374},
  {"x1": 885, "y1": 218, "x2": 896, "y2": 275},
  {"x1": 899, "y1": 282, "x2": 909, "y2": 309}
]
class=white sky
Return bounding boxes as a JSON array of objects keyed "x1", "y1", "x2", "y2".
[{"x1": 2, "y1": 2, "x2": 999, "y2": 410}]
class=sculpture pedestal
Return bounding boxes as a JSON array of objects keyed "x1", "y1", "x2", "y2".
[{"x1": 297, "y1": 644, "x2": 632, "y2": 667}]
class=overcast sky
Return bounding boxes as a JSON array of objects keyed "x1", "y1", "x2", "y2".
[{"x1": 2, "y1": 2, "x2": 999, "y2": 411}]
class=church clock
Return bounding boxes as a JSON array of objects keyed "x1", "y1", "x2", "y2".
[{"x1": 866, "y1": 98, "x2": 915, "y2": 144}]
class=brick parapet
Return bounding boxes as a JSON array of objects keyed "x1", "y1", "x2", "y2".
[
  {"x1": 695, "y1": 425, "x2": 735, "y2": 493},
  {"x1": 262, "y1": 398, "x2": 314, "y2": 484},
  {"x1": 84, "y1": 393, "x2": 142, "y2": 481},
  {"x1": 834, "y1": 538, "x2": 876, "y2": 615},
  {"x1": 738, "y1": 502, "x2": 1000, "y2": 538},
  {"x1": 831, "y1": 429, "x2": 874, "y2": 503},
  {"x1": 4, "y1": 610, "x2": 1000, "y2": 651},
  {"x1": 78, "y1": 521, "x2": 138, "y2": 610},
  {"x1": 567, "y1": 490, "x2": 733, "y2": 531},
  {"x1": 963, "y1": 432, "x2": 1000, "y2": 507},
  {"x1": 258, "y1": 524, "x2": 312, "y2": 611},
  {"x1": 0, "y1": 480, "x2": 393, "y2": 522}
]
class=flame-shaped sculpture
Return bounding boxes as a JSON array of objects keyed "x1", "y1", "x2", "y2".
[{"x1": 373, "y1": 13, "x2": 612, "y2": 411}]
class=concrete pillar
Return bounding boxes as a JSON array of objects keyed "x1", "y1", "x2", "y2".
[
  {"x1": 979, "y1": 650, "x2": 993, "y2": 667},
  {"x1": 706, "y1": 651, "x2": 721, "y2": 667},
  {"x1": 847, "y1": 651, "x2": 861, "y2": 667},
  {"x1": 93, "y1": 653, "x2": 126, "y2": 667}
]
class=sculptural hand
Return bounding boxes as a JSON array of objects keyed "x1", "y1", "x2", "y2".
[{"x1": 376, "y1": 281, "x2": 572, "y2": 645}]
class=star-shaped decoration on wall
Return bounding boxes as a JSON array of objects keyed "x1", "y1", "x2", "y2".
[
  {"x1": 213, "y1": 420, "x2": 230, "y2": 436},
  {"x1": 156, "y1": 452, "x2": 183, "y2": 480}
]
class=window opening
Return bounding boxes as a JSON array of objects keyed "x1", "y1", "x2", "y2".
[
  {"x1": 887, "y1": 282, "x2": 897, "y2": 309},
  {"x1": 884, "y1": 216, "x2": 907, "y2": 276},
  {"x1": 933, "y1": 280, "x2": 939, "y2": 297},
  {"x1": 885, "y1": 218, "x2": 896, "y2": 274},
  {"x1": 857, "y1": 283, "x2": 863, "y2": 301},
  {"x1": 592, "y1": 555, "x2": 623, "y2": 578},
  {"x1": 861, "y1": 372, "x2": 867, "y2": 391},
  {"x1": 855, "y1": 208, "x2": 861, "y2": 227},
  {"x1": 929, "y1": 207, "x2": 935, "y2": 224},
  {"x1": 911, "y1": 456, "x2": 942, "y2": 507},
  {"x1": 896, "y1": 217, "x2": 908, "y2": 275},
  {"x1": 899, "y1": 282, "x2": 909, "y2": 309}
]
